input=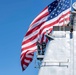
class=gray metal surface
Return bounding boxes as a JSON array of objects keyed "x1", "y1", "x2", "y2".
[
  {"x1": 38, "y1": 31, "x2": 76, "y2": 75},
  {"x1": 53, "y1": 26, "x2": 73, "y2": 31}
]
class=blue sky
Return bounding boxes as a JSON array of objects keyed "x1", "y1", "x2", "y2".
[{"x1": 0, "y1": 0, "x2": 75, "y2": 75}]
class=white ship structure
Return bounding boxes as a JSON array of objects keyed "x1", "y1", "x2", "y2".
[{"x1": 35, "y1": 2, "x2": 76, "y2": 75}]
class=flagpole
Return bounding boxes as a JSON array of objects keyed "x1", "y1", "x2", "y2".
[
  {"x1": 71, "y1": 1, "x2": 75, "y2": 75},
  {"x1": 71, "y1": 0, "x2": 72, "y2": 11}
]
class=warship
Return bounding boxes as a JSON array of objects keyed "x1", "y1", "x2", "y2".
[{"x1": 35, "y1": 2, "x2": 76, "y2": 75}]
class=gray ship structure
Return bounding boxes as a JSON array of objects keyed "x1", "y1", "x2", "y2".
[{"x1": 35, "y1": 2, "x2": 76, "y2": 75}]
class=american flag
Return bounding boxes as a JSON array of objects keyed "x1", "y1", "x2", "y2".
[{"x1": 21, "y1": 0, "x2": 71, "y2": 71}]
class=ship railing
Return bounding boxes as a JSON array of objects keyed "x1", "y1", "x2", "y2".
[{"x1": 41, "y1": 59, "x2": 69, "y2": 68}]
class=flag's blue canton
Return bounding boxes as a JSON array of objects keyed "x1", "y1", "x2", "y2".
[
  {"x1": 48, "y1": 0, "x2": 60, "y2": 14},
  {"x1": 47, "y1": 0, "x2": 70, "y2": 21}
]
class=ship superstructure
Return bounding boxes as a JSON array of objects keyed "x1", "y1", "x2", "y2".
[{"x1": 35, "y1": 2, "x2": 76, "y2": 75}]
